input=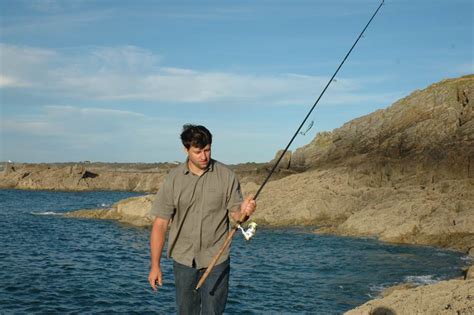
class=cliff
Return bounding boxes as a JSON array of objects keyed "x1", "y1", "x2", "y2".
[
  {"x1": 251, "y1": 75, "x2": 474, "y2": 251},
  {"x1": 0, "y1": 162, "x2": 172, "y2": 192},
  {"x1": 290, "y1": 74, "x2": 473, "y2": 185}
]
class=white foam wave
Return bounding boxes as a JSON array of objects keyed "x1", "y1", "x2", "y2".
[
  {"x1": 404, "y1": 275, "x2": 438, "y2": 285},
  {"x1": 31, "y1": 211, "x2": 63, "y2": 216},
  {"x1": 98, "y1": 203, "x2": 110, "y2": 208},
  {"x1": 367, "y1": 283, "x2": 389, "y2": 298}
]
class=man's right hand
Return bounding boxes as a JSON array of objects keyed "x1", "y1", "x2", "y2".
[
  {"x1": 148, "y1": 217, "x2": 169, "y2": 291},
  {"x1": 148, "y1": 266, "x2": 162, "y2": 291}
]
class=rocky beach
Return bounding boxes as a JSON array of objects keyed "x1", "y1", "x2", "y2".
[{"x1": 1, "y1": 75, "x2": 473, "y2": 314}]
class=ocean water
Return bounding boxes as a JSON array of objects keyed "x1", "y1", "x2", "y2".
[{"x1": 0, "y1": 189, "x2": 468, "y2": 314}]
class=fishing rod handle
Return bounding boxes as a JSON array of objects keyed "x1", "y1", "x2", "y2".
[
  {"x1": 195, "y1": 226, "x2": 238, "y2": 290},
  {"x1": 195, "y1": 213, "x2": 247, "y2": 290}
]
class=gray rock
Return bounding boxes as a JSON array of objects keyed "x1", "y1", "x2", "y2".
[
  {"x1": 269, "y1": 150, "x2": 292, "y2": 170},
  {"x1": 466, "y1": 265, "x2": 474, "y2": 280},
  {"x1": 469, "y1": 247, "x2": 474, "y2": 257}
]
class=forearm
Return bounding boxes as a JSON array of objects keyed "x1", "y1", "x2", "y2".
[{"x1": 150, "y1": 217, "x2": 169, "y2": 269}]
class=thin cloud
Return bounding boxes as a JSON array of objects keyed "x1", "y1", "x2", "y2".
[
  {"x1": 26, "y1": 0, "x2": 68, "y2": 13},
  {"x1": 0, "y1": 7, "x2": 114, "y2": 36},
  {"x1": 1, "y1": 43, "x2": 390, "y2": 106},
  {"x1": 24, "y1": 0, "x2": 93, "y2": 13},
  {"x1": 0, "y1": 75, "x2": 28, "y2": 88},
  {"x1": 43, "y1": 105, "x2": 147, "y2": 118},
  {"x1": 135, "y1": 2, "x2": 371, "y2": 21},
  {"x1": 2, "y1": 104, "x2": 180, "y2": 162},
  {"x1": 0, "y1": 43, "x2": 58, "y2": 87},
  {"x1": 2, "y1": 119, "x2": 62, "y2": 135},
  {"x1": 3, "y1": 105, "x2": 149, "y2": 136},
  {"x1": 90, "y1": 46, "x2": 161, "y2": 73}
]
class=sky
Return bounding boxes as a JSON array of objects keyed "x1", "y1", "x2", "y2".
[{"x1": 0, "y1": 0, "x2": 472, "y2": 164}]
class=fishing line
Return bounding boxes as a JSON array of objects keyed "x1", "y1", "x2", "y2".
[
  {"x1": 253, "y1": 0, "x2": 385, "y2": 201},
  {"x1": 195, "y1": 0, "x2": 385, "y2": 290}
]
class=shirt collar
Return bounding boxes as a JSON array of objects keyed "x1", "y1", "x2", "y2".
[{"x1": 182, "y1": 159, "x2": 214, "y2": 175}]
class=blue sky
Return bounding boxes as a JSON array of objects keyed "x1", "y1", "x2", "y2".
[{"x1": 1, "y1": 0, "x2": 472, "y2": 164}]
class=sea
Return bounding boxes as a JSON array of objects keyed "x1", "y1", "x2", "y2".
[{"x1": 0, "y1": 189, "x2": 469, "y2": 314}]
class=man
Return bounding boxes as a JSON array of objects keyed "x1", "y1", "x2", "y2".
[{"x1": 148, "y1": 124, "x2": 256, "y2": 314}]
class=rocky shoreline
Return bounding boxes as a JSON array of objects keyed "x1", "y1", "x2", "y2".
[
  {"x1": 2, "y1": 75, "x2": 473, "y2": 313},
  {"x1": 345, "y1": 278, "x2": 474, "y2": 315},
  {"x1": 65, "y1": 187, "x2": 474, "y2": 314}
]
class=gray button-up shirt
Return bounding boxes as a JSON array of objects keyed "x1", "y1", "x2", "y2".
[{"x1": 150, "y1": 159, "x2": 243, "y2": 268}]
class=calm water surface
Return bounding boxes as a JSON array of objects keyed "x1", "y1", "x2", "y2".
[{"x1": 0, "y1": 189, "x2": 468, "y2": 314}]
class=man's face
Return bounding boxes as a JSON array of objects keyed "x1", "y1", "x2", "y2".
[{"x1": 186, "y1": 144, "x2": 211, "y2": 170}]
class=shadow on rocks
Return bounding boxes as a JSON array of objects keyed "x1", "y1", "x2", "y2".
[{"x1": 370, "y1": 306, "x2": 396, "y2": 315}]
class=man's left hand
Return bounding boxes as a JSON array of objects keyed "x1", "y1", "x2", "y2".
[{"x1": 241, "y1": 195, "x2": 256, "y2": 217}]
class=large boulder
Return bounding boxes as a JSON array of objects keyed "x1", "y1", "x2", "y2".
[
  {"x1": 466, "y1": 266, "x2": 474, "y2": 280},
  {"x1": 65, "y1": 194, "x2": 156, "y2": 227},
  {"x1": 345, "y1": 279, "x2": 474, "y2": 315},
  {"x1": 268, "y1": 150, "x2": 292, "y2": 170}
]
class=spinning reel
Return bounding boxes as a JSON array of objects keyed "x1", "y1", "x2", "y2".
[{"x1": 237, "y1": 222, "x2": 258, "y2": 241}]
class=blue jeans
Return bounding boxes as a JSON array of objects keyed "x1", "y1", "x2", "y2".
[{"x1": 173, "y1": 259, "x2": 230, "y2": 315}]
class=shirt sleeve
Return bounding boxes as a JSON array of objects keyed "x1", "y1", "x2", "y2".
[
  {"x1": 150, "y1": 173, "x2": 176, "y2": 220},
  {"x1": 227, "y1": 173, "x2": 243, "y2": 213}
]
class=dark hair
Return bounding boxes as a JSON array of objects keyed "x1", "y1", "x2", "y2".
[{"x1": 180, "y1": 124, "x2": 213, "y2": 149}]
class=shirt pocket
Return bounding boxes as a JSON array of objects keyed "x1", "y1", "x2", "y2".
[{"x1": 205, "y1": 187, "x2": 225, "y2": 212}]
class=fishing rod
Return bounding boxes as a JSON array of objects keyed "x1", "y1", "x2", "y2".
[{"x1": 196, "y1": 0, "x2": 385, "y2": 291}]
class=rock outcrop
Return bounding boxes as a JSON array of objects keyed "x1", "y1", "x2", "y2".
[
  {"x1": 345, "y1": 279, "x2": 474, "y2": 315},
  {"x1": 0, "y1": 163, "x2": 173, "y2": 192},
  {"x1": 255, "y1": 75, "x2": 473, "y2": 252},
  {"x1": 65, "y1": 194, "x2": 156, "y2": 226},
  {"x1": 249, "y1": 169, "x2": 474, "y2": 252},
  {"x1": 269, "y1": 150, "x2": 292, "y2": 170},
  {"x1": 466, "y1": 266, "x2": 474, "y2": 280},
  {"x1": 290, "y1": 75, "x2": 473, "y2": 183}
]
